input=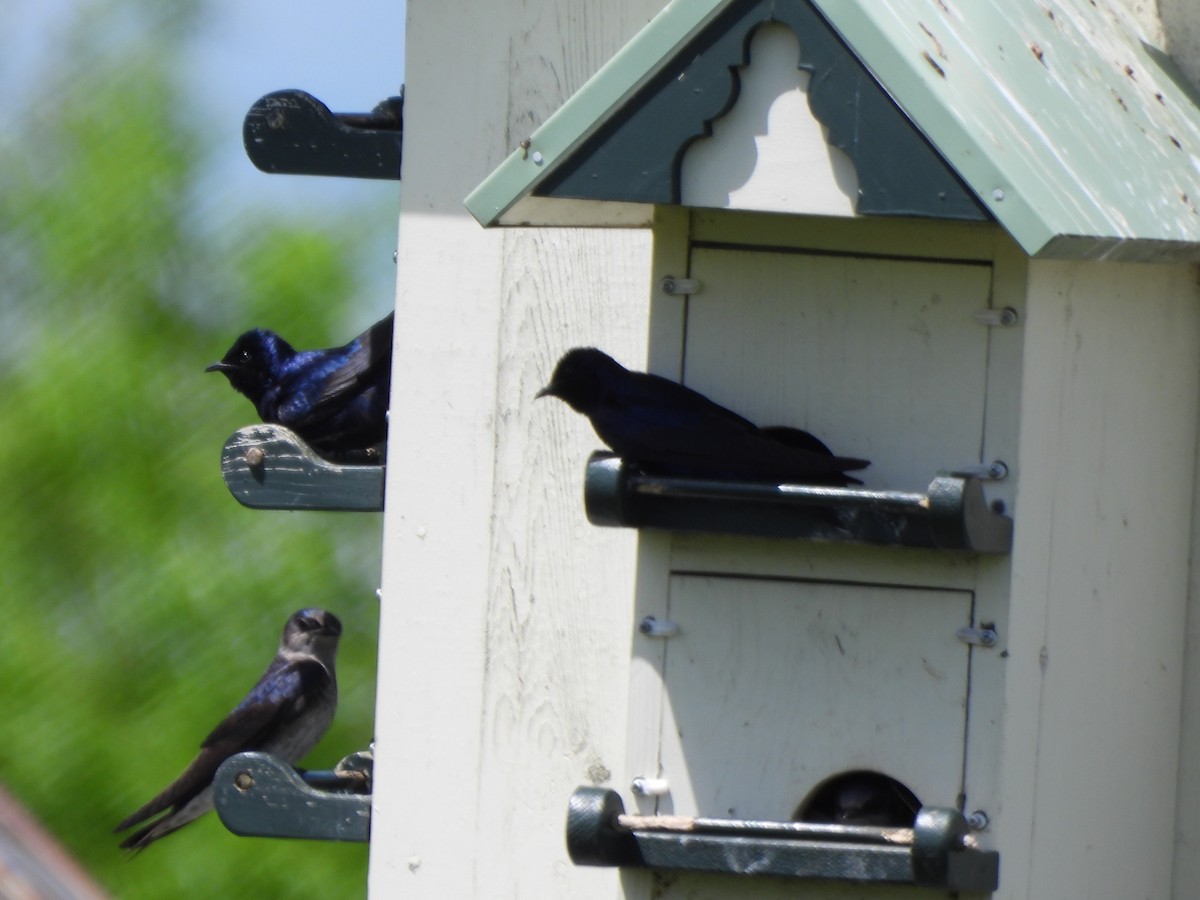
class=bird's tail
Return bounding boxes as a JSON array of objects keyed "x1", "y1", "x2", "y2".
[{"x1": 761, "y1": 425, "x2": 869, "y2": 485}]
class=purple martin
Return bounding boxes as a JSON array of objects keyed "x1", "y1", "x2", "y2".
[
  {"x1": 207, "y1": 312, "x2": 393, "y2": 462},
  {"x1": 801, "y1": 770, "x2": 920, "y2": 827},
  {"x1": 537, "y1": 347, "x2": 868, "y2": 486},
  {"x1": 115, "y1": 608, "x2": 341, "y2": 851}
]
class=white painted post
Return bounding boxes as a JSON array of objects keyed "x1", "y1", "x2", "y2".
[{"x1": 370, "y1": 2, "x2": 662, "y2": 897}]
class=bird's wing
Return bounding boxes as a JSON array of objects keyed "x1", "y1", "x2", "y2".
[
  {"x1": 201, "y1": 657, "x2": 331, "y2": 748},
  {"x1": 629, "y1": 370, "x2": 761, "y2": 430},
  {"x1": 114, "y1": 659, "x2": 331, "y2": 833},
  {"x1": 596, "y1": 375, "x2": 869, "y2": 481},
  {"x1": 278, "y1": 312, "x2": 394, "y2": 429},
  {"x1": 759, "y1": 425, "x2": 835, "y2": 457},
  {"x1": 587, "y1": 370, "x2": 758, "y2": 461},
  {"x1": 759, "y1": 425, "x2": 867, "y2": 484}
]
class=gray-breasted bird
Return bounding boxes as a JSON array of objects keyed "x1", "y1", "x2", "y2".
[
  {"x1": 115, "y1": 608, "x2": 342, "y2": 851},
  {"x1": 537, "y1": 347, "x2": 868, "y2": 486},
  {"x1": 207, "y1": 313, "x2": 393, "y2": 462}
]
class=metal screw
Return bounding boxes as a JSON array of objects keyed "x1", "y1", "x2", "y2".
[
  {"x1": 245, "y1": 447, "x2": 266, "y2": 468},
  {"x1": 531, "y1": 151, "x2": 544, "y2": 165},
  {"x1": 234, "y1": 771, "x2": 255, "y2": 792},
  {"x1": 992, "y1": 188, "x2": 1005, "y2": 202},
  {"x1": 266, "y1": 109, "x2": 287, "y2": 130},
  {"x1": 985, "y1": 460, "x2": 1009, "y2": 480},
  {"x1": 967, "y1": 809, "x2": 990, "y2": 830}
]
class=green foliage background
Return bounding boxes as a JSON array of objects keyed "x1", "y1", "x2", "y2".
[{"x1": 0, "y1": 1, "x2": 393, "y2": 896}]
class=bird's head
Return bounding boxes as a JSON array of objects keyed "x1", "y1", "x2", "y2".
[
  {"x1": 535, "y1": 347, "x2": 624, "y2": 412},
  {"x1": 280, "y1": 607, "x2": 342, "y2": 666},
  {"x1": 205, "y1": 329, "x2": 295, "y2": 401}
]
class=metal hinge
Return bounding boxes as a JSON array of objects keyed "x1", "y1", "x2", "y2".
[{"x1": 956, "y1": 626, "x2": 998, "y2": 647}]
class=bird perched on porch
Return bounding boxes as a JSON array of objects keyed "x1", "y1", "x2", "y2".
[
  {"x1": 207, "y1": 312, "x2": 393, "y2": 462},
  {"x1": 114, "y1": 608, "x2": 342, "y2": 851},
  {"x1": 537, "y1": 347, "x2": 868, "y2": 486}
]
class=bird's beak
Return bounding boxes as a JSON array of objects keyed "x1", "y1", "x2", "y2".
[
  {"x1": 205, "y1": 361, "x2": 233, "y2": 373},
  {"x1": 535, "y1": 384, "x2": 554, "y2": 400}
]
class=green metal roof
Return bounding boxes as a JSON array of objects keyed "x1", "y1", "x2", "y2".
[{"x1": 465, "y1": 0, "x2": 1200, "y2": 262}]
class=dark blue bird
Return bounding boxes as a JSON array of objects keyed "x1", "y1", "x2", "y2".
[
  {"x1": 537, "y1": 347, "x2": 868, "y2": 486},
  {"x1": 207, "y1": 312, "x2": 393, "y2": 462},
  {"x1": 114, "y1": 608, "x2": 341, "y2": 851}
]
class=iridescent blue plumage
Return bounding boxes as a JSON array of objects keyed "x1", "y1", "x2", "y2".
[{"x1": 207, "y1": 313, "x2": 393, "y2": 462}]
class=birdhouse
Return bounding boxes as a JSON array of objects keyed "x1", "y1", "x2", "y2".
[{"x1": 373, "y1": 1, "x2": 1200, "y2": 898}]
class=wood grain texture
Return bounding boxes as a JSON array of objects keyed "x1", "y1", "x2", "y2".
[
  {"x1": 1002, "y1": 259, "x2": 1200, "y2": 900},
  {"x1": 371, "y1": 2, "x2": 660, "y2": 898},
  {"x1": 370, "y1": 0, "x2": 512, "y2": 893},
  {"x1": 473, "y1": 225, "x2": 650, "y2": 898}
]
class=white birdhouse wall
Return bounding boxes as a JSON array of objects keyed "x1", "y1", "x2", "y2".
[{"x1": 377, "y1": 0, "x2": 1200, "y2": 897}]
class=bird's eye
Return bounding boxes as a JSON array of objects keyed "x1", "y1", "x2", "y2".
[
  {"x1": 239, "y1": 349, "x2": 253, "y2": 364},
  {"x1": 297, "y1": 615, "x2": 321, "y2": 632}
]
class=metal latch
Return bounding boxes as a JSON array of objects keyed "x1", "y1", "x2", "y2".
[{"x1": 956, "y1": 626, "x2": 998, "y2": 647}]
